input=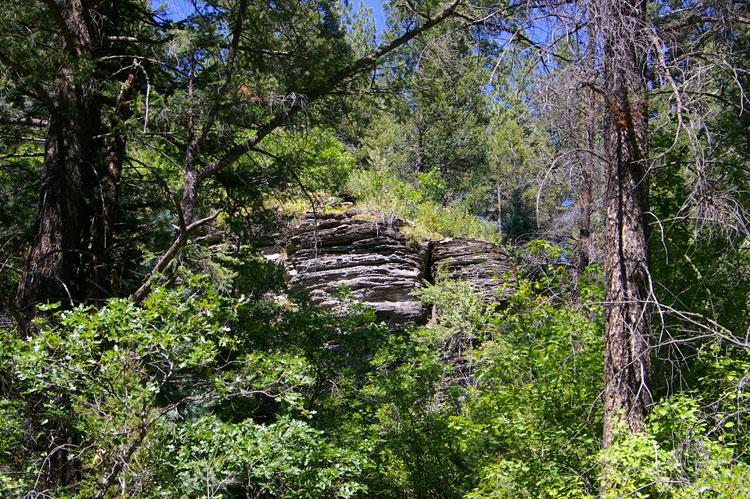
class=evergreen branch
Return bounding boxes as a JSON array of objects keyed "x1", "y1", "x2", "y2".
[{"x1": 196, "y1": 0, "x2": 464, "y2": 183}]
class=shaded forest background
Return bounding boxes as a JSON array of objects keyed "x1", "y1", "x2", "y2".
[{"x1": 0, "y1": 0, "x2": 749, "y2": 497}]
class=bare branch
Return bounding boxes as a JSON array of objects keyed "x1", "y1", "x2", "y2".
[
  {"x1": 42, "y1": 0, "x2": 79, "y2": 57},
  {"x1": 0, "y1": 152, "x2": 44, "y2": 160},
  {"x1": 0, "y1": 117, "x2": 49, "y2": 127},
  {"x1": 131, "y1": 211, "x2": 220, "y2": 305},
  {"x1": 0, "y1": 51, "x2": 57, "y2": 114}
]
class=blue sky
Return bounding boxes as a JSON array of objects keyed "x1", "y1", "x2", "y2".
[
  {"x1": 358, "y1": 0, "x2": 386, "y2": 33},
  {"x1": 153, "y1": 0, "x2": 387, "y2": 32}
]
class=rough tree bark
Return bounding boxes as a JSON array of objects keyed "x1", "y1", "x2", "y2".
[
  {"x1": 14, "y1": 0, "x2": 101, "y2": 321},
  {"x1": 497, "y1": 181, "x2": 503, "y2": 240},
  {"x1": 9, "y1": 0, "x2": 116, "y2": 489},
  {"x1": 13, "y1": 0, "x2": 134, "y2": 321},
  {"x1": 88, "y1": 72, "x2": 135, "y2": 304},
  {"x1": 578, "y1": 167, "x2": 592, "y2": 272},
  {"x1": 599, "y1": 0, "x2": 652, "y2": 449}
]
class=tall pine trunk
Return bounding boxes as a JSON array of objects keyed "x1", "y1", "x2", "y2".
[
  {"x1": 600, "y1": 0, "x2": 652, "y2": 449},
  {"x1": 496, "y1": 181, "x2": 503, "y2": 240},
  {"x1": 16, "y1": 62, "x2": 99, "y2": 321},
  {"x1": 14, "y1": 0, "x2": 126, "y2": 321}
]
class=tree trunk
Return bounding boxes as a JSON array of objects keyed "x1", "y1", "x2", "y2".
[
  {"x1": 89, "y1": 73, "x2": 135, "y2": 304},
  {"x1": 600, "y1": 0, "x2": 652, "y2": 450},
  {"x1": 13, "y1": 1, "x2": 127, "y2": 491},
  {"x1": 15, "y1": 71, "x2": 99, "y2": 320},
  {"x1": 14, "y1": 77, "x2": 98, "y2": 489},
  {"x1": 497, "y1": 181, "x2": 503, "y2": 240},
  {"x1": 578, "y1": 168, "x2": 592, "y2": 273},
  {"x1": 416, "y1": 117, "x2": 426, "y2": 173},
  {"x1": 14, "y1": 0, "x2": 125, "y2": 319}
]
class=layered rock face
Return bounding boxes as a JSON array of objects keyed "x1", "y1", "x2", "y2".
[
  {"x1": 284, "y1": 211, "x2": 512, "y2": 327},
  {"x1": 431, "y1": 238, "x2": 513, "y2": 301},
  {"x1": 285, "y1": 212, "x2": 428, "y2": 325}
]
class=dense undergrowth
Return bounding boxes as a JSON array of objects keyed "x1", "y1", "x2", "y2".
[
  {"x1": 2, "y1": 123, "x2": 748, "y2": 496},
  {"x1": 4, "y1": 122, "x2": 748, "y2": 496},
  {"x1": 2, "y1": 246, "x2": 747, "y2": 496}
]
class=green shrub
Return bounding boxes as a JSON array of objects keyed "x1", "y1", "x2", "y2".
[
  {"x1": 348, "y1": 166, "x2": 501, "y2": 243},
  {"x1": 0, "y1": 277, "x2": 371, "y2": 497}
]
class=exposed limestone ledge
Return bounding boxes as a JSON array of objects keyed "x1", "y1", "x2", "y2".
[
  {"x1": 285, "y1": 211, "x2": 428, "y2": 326},
  {"x1": 283, "y1": 211, "x2": 513, "y2": 327},
  {"x1": 431, "y1": 238, "x2": 513, "y2": 301}
]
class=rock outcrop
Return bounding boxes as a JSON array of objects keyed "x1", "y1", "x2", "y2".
[
  {"x1": 283, "y1": 211, "x2": 513, "y2": 327},
  {"x1": 285, "y1": 211, "x2": 428, "y2": 325},
  {"x1": 431, "y1": 238, "x2": 513, "y2": 301}
]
